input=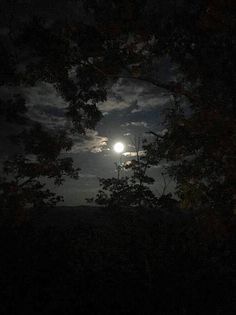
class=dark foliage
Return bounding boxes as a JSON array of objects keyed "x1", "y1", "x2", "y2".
[
  {"x1": 91, "y1": 138, "x2": 158, "y2": 208},
  {"x1": 0, "y1": 124, "x2": 79, "y2": 225},
  {"x1": 140, "y1": 0, "x2": 236, "y2": 215},
  {"x1": 0, "y1": 207, "x2": 235, "y2": 314},
  {"x1": 1, "y1": 0, "x2": 235, "y2": 216},
  {"x1": 0, "y1": 1, "x2": 148, "y2": 220}
]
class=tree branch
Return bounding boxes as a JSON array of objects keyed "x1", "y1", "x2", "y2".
[
  {"x1": 88, "y1": 61, "x2": 197, "y2": 102},
  {"x1": 18, "y1": 177, "x2": 35, "y2": 188}
]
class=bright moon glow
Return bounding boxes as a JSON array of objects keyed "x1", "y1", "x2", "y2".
[{"x1": 113, "y1": 142, "x2": 125, "y2": 153}]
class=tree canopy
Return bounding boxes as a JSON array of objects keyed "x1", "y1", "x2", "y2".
[{"x1": 0, "y1": 0, "x2": 235, "y2": 219}]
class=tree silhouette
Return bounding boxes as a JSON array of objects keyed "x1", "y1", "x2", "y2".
[
  {"x1": 1, "y1": 0, "x2": 235, "y2": 217},
  {"x1": 1, "y1": 2, "x2": 152, "y2": 219},
  {"x1": 0, "y1": 123, "x2": 79, "y2": 225},
  {"x1": 87, "y1": 0, "x2": 236, "y2": 215},
  {"x1": 0, "y1": 7, "x2": 144, "y2": 219},
  {"x1": 90, "y1": 137, "x2": 157, "y2": 208}
]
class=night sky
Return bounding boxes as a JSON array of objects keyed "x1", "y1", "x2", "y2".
[
  {"x1": 29, "y1": 76, "x2": 176, "y2": 205},
  {"x1": 0, "y1": 0, "x2": 179, "y2": 205}
]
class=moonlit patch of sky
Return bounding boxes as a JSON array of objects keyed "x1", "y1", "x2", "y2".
[{"x1": 0, "y1": 1, "x2": 179, "y2": 205}]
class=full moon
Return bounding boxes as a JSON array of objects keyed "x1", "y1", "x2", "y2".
[{"x1": 113, "y1": 142, "x2": 125, "y2": 153}]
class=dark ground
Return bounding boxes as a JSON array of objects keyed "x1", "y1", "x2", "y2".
[{"x1": 0, "y1": 206, "x2": 235, "y2": 314}]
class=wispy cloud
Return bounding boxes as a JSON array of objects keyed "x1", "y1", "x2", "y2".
[
  {"x1": 123, "y1": 150, "x2": 145, "y2": 157},
  {"x1": 70, "y1": 129, "x2": 108, "y2": 154},
  {"x1": 99, "y1": 99, "x2": 130, "y2": 112},
  {"x1": 121, "y1": 121, "x2": 148, "y2": 128},
  {"x1": 98, "y1": 79, "x2": 169, "y2": 114},
  {"x1": 23, "y1": 82, "x2": 68, "y2": 129}
]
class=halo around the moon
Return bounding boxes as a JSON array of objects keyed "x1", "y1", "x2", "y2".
[{"x1": 113, "y1": 142, "x2": 125, "y2": 153}]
